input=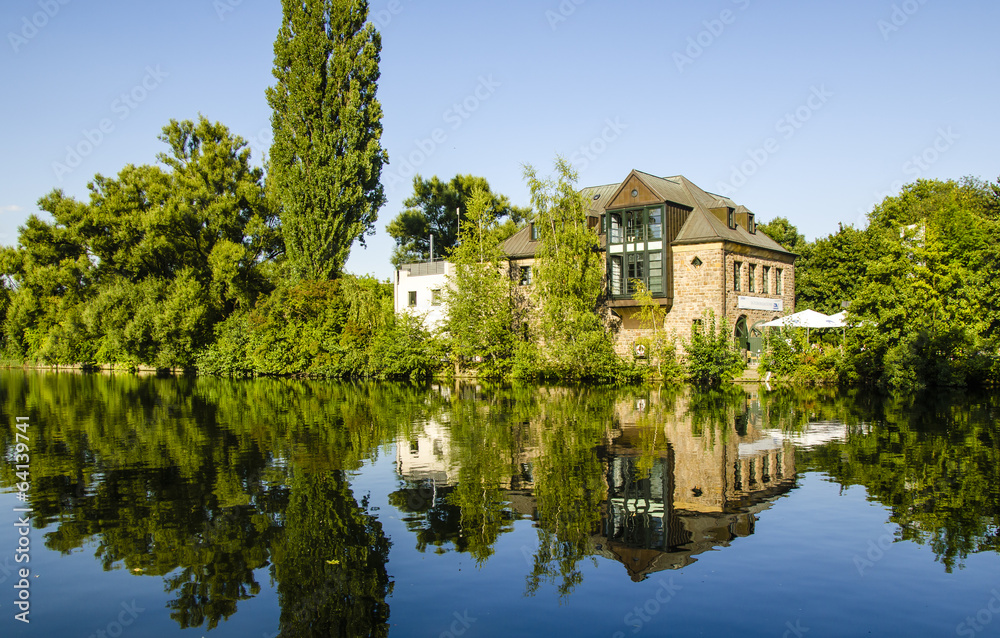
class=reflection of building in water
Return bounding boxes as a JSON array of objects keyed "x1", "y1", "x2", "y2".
[
  {"x1": 391, "y1": 390, "x2": 796, "y2": 582},
  {"x1": 763, "y1": 420, "x2": 851, "y2": 450},
  {"x1": 394, "y1": 418, "x2": 458, "y2": 485},
  {"x1": 600, "y1": 401, "x2": 796, "y2": 581}
]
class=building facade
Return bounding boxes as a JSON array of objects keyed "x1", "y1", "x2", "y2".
[
  {"x1": 393, "y1": 260, "x2": 454, "y2": 331},
  {"x1": 502, "y1": 169, "x2": 796, "y2": 356}
]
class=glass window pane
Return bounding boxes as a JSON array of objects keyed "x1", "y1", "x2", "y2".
[
  {"x1": 610, "y1": 213, "x2": 621, "y2": 243},
  {"x1": 611, "y1": 256, "x2": 623, "y2": 295},
  {"x1": 648, "y1": 208, "x2": 662, "y2": 240}
]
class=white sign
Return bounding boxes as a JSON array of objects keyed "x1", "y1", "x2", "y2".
[{"x1": 738, "y1": 296, "x2": 783, "y2": 312}]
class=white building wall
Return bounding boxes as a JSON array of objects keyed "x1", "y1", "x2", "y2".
[{"x1": 394, "y1": 261, "x2": 455, "y2": 331}]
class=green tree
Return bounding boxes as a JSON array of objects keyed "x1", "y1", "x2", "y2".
[
  {"x1": 794, "y1": 223, "x2": 869, "y2": 313},
  {"x1": 521, "y1": 158, "x2": 635, "y2": 382},
  {"x1": 757, "y1": 216, "x2": 806, "y2": 254},
  {"x1": 684, "y1": 310, "x2": 744, "y2": 386},
  {"x1": 1, "y1": 117, "x2": 278, "y2": 367},
  {"x1": 444, "y1": 187, "x2": 521, "y2": 378},
  {"x1": 266, "y1": 0, "x2": 388, "y2": 281},
  {"x1": 846, "y1": 178, "x2": 999, "y2": 389},
  {"x1": 386, "y1": 174, "x2": 529, "y2": 268}
]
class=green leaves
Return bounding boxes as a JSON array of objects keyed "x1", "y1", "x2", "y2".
[
  {"x1": 386, "y1": 174, "x2": 529, "y2": 267},
  {"x1": 267, "y1": 0, "x2": 387, "y2": 281},
  {"x1": 2, "y1": 117, "x2": 276, "y2": 367}
]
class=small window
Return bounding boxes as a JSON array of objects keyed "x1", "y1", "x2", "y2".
[
  {"x1": 408, "y1": 291, "x2": 417, "y2": 307},
  {"x1": 728, "y1": 209, "x2": 735, "y2": 229},
  {"x1": 530, "y1": 223, "x2": 539, "y2": 241},
  {"x1": 431, "y1": 289, "x2": 442, "y2": 306},
  {"x1": 519, "y1": 266, "x2": 532, "y2": 285},
  {"x1": 748, "y1": 264, "x2": 756, "y2": 293},
  {"x1": 600, "y1": 214, "x2": 607, "y2": 234},
  {"x1": 733, "y1": 261, "x2": 742, "y2": 292},
  {"x1": 776, "y1": 269, "x2": 783, "y2": 295},
  {"x1": 748, "y1": 213, "x2": 756, "y2": 234},
  {"x1": 691, "y1": 256, "x2": 703, "y2": 267},
  {"x1": 762, "y1": 266, "x2": 770, "y2": 294}
]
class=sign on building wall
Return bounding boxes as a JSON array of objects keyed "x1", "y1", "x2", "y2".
[{"x1": 738, "y1": 296, "x2": 783, "y2": 312}]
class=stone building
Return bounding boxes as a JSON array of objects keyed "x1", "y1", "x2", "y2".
[{"x1": 502, "y1": 169, "x2": 796, "y2": 356}]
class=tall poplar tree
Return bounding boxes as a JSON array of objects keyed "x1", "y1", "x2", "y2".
[{"x1": 267, "y1": 0, "x2": 388, "y2": 281}]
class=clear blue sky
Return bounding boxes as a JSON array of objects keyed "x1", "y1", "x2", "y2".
[{"x1": 2, "y1": 0, "x2": 997, "y2": 280}]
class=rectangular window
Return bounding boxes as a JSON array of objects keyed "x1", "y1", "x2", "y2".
[
  {"x1": 530, "y1": 223, "x2": 539, "y2": 241},
  {"x1": 728, "y1": 210, "x2": 735, "y2": 229},
  {"x1": 408, "y1": 291, "x2": 417, "y2": 307},
  {"x1": 600, "y1": 214, "x2": 606, "y2": 234},
  {"x1": 733, "y1": 261, "x2": 742, "y2": 291},
  {"x1": 627, "y1": 253, "x2": 645, "y2": 294},
  {"x1": 519, "y1": 266, "x2": 532, "y2": 285},
  {"x1": 748, "y1": 213, "x2": 756, "y2": 234},
  {"x1": 648, "y1": 208, "x2": 662, "y2": 240},
  {"x1": 611, "y1": 255, "x2": 623, "y2": 295},
  {"x1": 648, "y1": 251, "x2": 662, "y2": 294},
  {"x1": 776, "y1": 269, "x2": 783, "y2": 295},
  {"x1": 609, "y1": 213, "x2": 622, "y2": 243},
  {"x1": 762, "y1": 266, "x2": 770, "y2": 294},
  {"x1": 431, "y1": 289, "x2": 442, "y2": 306},
  {"x1": 748, "y1": 264, "x2": 756, "y2": 293}
]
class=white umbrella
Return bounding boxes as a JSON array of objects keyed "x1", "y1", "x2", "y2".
[
  {"x1": 759, "y1": 309, "x2": 839, "y2": 329},
  {"x1": 759, "y1": 309, "x2": 840, "y2": 344}
]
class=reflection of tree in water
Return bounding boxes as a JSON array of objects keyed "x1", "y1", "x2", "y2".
[
  {"x1": 0, "y1": 371, "x2": 412, "y2": 633},
  {"x1": 272, "y1": 470, "x2": 392, "y2": 638},
  {"x1": 800, "y1": 390, "x2": 1000, "y2": 572},
  {"x1": 525, "y1": 391, "x2": 611, "y2": 598}
]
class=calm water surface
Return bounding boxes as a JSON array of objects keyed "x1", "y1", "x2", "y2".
[{"x1": 1, "y1": 371, "x2": 998, "y2": 637}]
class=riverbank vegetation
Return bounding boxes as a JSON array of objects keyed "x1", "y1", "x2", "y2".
[{"x1": 760, "y1": 176, "x2": 1000, "y2": 390}]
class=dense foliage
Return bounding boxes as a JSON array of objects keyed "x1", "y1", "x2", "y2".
[
  {"x1": 520, "y1": 158, "x2": 643, "y2": 383},
  {"x1": 266, "y1": 0, "x2": 388, "y2": 281},
  {"x1": 765, "y1": 177, "x2": 1000, "y2": 390},
  {"x1": 386, "y1": 174, "x2": 529, "y2": 267},
  {"x1": 0, "y1": 117, "x2": 280, "y2": 368},
  {"x1": 443, "y1": 187, "x2": 525, "y2": 379}
]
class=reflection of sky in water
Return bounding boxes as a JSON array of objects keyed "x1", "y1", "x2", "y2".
[{"x1": 2, "y1": 373, "x2": 998, "y2": 638}]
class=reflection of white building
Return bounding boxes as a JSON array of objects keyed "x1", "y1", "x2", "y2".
[
  {"x1": 395, "y1": 419, "x2": 456, "y2": 484},
  {"x1": 393, "y1": 261, "x2": 454, "y2": 331},
  {"x1": 763, "y1": 421, "x2": 853, "y2": 450}
]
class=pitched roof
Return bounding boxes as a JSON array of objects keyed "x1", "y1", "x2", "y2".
[
  {"x1": 501, "y1": 171, "x2": 792, "y2": 258},
  {"x1": 502, "y1": 183, "x2": 617, "y2": 259},
  {"x1": 624, "y1": 170, "x2": 791, "y2": 254}
]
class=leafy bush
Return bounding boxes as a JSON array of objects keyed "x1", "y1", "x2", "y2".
[{"x1": 683, "y1": 311, "x2": 744, "y2": 387}]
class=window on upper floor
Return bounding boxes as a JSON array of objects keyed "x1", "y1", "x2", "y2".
[
  {"x1": 762, "y1": 266, "x2": 771, "y2": 294},
  {"x1": 530, "y1": 223, "x2": 539, "y2": 241},
  {"x1": 408, "y1": 291, "x2": 417, "y2": 307},
  {"x1": 431, "y1": 289, "x2": 442, "y2": 306},
  {"x1": 734, "y1": 261, "x2": 742, "y2": 291},
  {"x1": 748, "y1": 263, "x2": 756, "y2": 293},
  {"x1": 609, "y1": 213, "x2": 622, "y2": 243},
  {"x1": 776, "y1": 269, "x2": 783, "y2": 295},
  {"x1": 519, "y1": 266, "x2": 532, "y2": 285}
]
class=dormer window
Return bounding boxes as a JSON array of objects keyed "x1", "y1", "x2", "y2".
[
  {"x1": 530, "y1": 223, "x2": 539, "y2": 241},
  {"x1": 748, "y1": 213, "x2": 756, "y2": 234},
  {"x1": 728, "y1": 209, "x2": 735, "y2": 229}
]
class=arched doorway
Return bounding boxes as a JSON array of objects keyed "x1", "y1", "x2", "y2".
[{"x1": 734, "y1": 316, "x2": 750, "y2": 351}]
